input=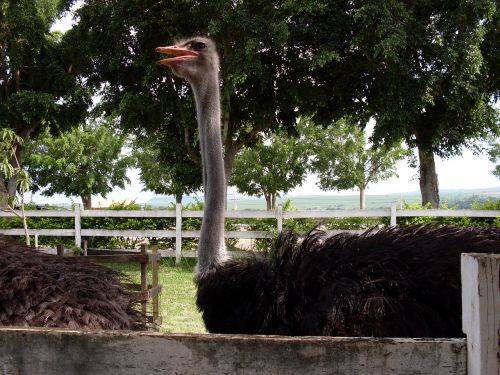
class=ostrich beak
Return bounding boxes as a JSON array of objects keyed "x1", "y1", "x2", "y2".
[{"x1": 156, "y1": 45, "x2": 199, "y2": 66}]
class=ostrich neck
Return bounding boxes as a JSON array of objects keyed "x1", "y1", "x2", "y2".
[{"x1": 192, "y1": 74, "x2": 226, "y2": 273}]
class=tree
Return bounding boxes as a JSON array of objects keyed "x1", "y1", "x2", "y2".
[
  {"x1": 308, "y1": 119, "x2": 407, "y2": 209},
  {"x1": 488, "y1": 142, "x2": 500, "y2": 179},
  {"x1": 231, "y1": 127, "x2": 309, "y2": 210},
  {"x1": 288, "y1": 0, "x2": 499, "y2": 207},
  {"x1": 25, "y1": 122, "x2": 133, "y2": 209},
  {"x1": 133, "y1": 130, "x2": 202, "y2": 204},
  {"x1": 0, "y1": 128, "x2": 31, "y2": 243},
  {"x1": 63, "y1": 0, "x2": 303, "y2": 195},
  {"x1": 0, "y1": 0, "x2": 90, "y2": 204}
]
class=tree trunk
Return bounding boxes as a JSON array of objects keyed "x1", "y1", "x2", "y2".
[
  {"x1": 81, "y1": 195, "x2": 92, "y2": 209},
  {"x1": 359, "y1": 186, "x2": 366, "y2": 209},
  {"x1": 175, "y1": 193, "x2": 182, "y2": 204},
  {"x1": 417, "y1": 147, "x2": 440, "y2": 208},
  {"x1": 0, "y1": 176, "x2": 10, "y2": 208},
  {"x1": 264, "y1": 193, "x2": 272, "y2": 210}
]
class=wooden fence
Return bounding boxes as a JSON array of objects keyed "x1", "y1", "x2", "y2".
[
  {"x1": 55, "y1": 242, "x2": 162, "y2": 328},
  {"x1": 0, "y1": 203, "x2": 497, "y2": 264}
]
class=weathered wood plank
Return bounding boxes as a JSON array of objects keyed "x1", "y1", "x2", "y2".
[
  {"x1": 0, "y1": 229, "x2": 75, "y2": 236},
  {"x1": 182, "y1": 230, "x2": 273, "y2": 239},
  {"x1": 0, "y1": 328, "x2": 466, "y2": 375},
  {"x1": 398, "y1": 209, "x2": 499, "y2": 217},
  {"x1": 77, "y1": 254, "x2": 156, "y2": 264},
  {"x1": 0, "y1": 210, "x2": 74, "y2": 217},
  {"x1": 135, "y1": 285, "x2": 162, "y2": 302},
  {"x1": 284, "y1": 209, "x2": 391, "y2": 218},
  {"x1": 80, "y1": 210, "x2": 176, "y2": 218},
  {"x1": 462, "y1": 253, "x2": 500, "y2": 375},
  {"x1": 81, "y1": 229, "x2": 176, "y2": 237}
]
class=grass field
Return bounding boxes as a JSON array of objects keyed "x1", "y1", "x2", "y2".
[{"x1": 107, "y1": 259, "x2": 206, "y2": 333}]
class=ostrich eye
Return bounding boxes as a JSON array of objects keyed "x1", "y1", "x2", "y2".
[{"x1": 191, "y1": 42, "x2": 207, "y2": 51}]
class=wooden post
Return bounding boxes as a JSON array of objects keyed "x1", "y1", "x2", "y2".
[
  {"x1": 83, "y1": 240, "x2": 88, "y2": 256},
  {"x1": 56, "y1": 244, "x2": 64, "y2": 256},
  {"x1": 175, "y1": 203, "x2": 182, "y2": 265},
  {"x1": 461, "y1": 253, "x2": 500, "y2": 375},
  {"x1": 140, "y1": 244, "x2": 148, "y2": 317},
  {"x1": 34, "y1": 232, "x2": 38, "y2": 249},
  {"x1": 277, "y1": 205, "x2": 283, "y2": 233},
  {"x1": 74, "y1": 203, "x2": 82, "y2": 248},
  {"x1": 151, "y1": 244, "x2": 159, "y2": 323},
  {"x1": 390, "y1": 204, "x2": 397, "y2": 226}
]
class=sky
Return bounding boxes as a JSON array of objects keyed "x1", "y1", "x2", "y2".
[{"x1": 40, "y1": 9, "x2": 500, "y2": 206}]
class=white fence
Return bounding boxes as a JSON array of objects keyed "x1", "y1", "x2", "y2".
[{"x1": 0, "y1": 203, "x2": 497, "y2": 263}]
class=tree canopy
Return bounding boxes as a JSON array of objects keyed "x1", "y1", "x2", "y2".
[
  {"x1": 6, "y1": 0, "x2": 498, "y2": 207},
  {"x1": 25, "y1": 122, "x2": 133, "y2": 208},
  {"x1": 0, "y1": 0, "x2": 90, "y2": 202},
  {"x1": 488, "y1": 142, "x2": 500, "y2": 179},
  {"x1": 133, "y1": 129, "x2": 202, "y2": 204},
  {"x1": 63, "y1": 0, "x2": 302, "y2": 194},
  {"x1": 288, "y1": 0, "x2": 499, "y2": 207},
  {"x1": 231, "y1": 126, "x2": 309, "y2": 210},
  {"x1": 308, "y1": 119, "x2": 407, "y2": 209}
]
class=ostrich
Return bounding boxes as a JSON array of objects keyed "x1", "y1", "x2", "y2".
[
  {"x1": 156, "y1": 37, "x2": 500, "y2": 337},
  {"x1": 0, "y1": 235, "x2": 141, "y2": 330}
]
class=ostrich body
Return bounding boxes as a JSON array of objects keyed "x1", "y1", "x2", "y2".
[
  {"x1": 0, "y1": 236, "x2": 140, "y2": 329},
  {"x1": 157, "y1": 37, "x2": 500, "y2": 337}
]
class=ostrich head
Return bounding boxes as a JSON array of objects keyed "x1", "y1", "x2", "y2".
[{"x1": 156, "y1": 37, "x2": 219, "y2": 84}]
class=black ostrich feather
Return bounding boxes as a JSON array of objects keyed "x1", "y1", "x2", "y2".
[
  {"x1": 0, "y1": 236, "x2": 142, "y2": 330},
  {"x1": 196, "y1": 224, "x2": 500, "y2": 337}
]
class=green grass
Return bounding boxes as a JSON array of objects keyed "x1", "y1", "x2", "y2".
[{"x1": 105, "y1": 258, "x2": 206, "y2": 333}]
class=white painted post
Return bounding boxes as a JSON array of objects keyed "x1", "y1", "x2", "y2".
[
  {"x1": 390, "y1": 204, "x2": 397, "y2": 226},
  {"x1": 74, "y1": 203, "x2": 82, "y2": 248},
  {"x1": 83, "y1": 240, "x2": 87, "y2": 256},
  {"x1": 461, "y1": 253, "x2": 500, "y2": 375},
  {"x1": 34, "y1": 232, "x2": 38, "y2": 249},
  {"x1": 175, "y1": 203, "x2": 182, "y2": 264},
  {"x1": 277, "y1": 205, "x2": 283, "y2": 233}
]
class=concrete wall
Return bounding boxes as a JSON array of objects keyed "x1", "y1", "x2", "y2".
[{"x1": 0, "y1": 327, "x2": 465, "y2": 375}]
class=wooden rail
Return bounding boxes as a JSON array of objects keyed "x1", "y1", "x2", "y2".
[
  {"x1": 56, "y1": 242, "x2": 162, "y2": 329},
  {"x1": 0, "y1": 203, "x2": 497, "y2": 264}
]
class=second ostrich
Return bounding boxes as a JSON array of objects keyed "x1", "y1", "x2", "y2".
[{"x1": 156, "y1": 37, "x2": 500, "y2": 337}]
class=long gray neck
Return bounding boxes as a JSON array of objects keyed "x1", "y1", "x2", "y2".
[{"x1": 191, "y1": 72, "x2": 227, "y2": 274}]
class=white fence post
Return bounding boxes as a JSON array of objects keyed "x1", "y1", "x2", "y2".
[
  {"x1": 74, "y1": 204, "x2": 82, "y2": 247},
  {"x1": 461, "y1": 253, "x2": 500, "y2": 375},
  {"x1": 175, "y1": 203, "x2": 182, "y2": 264},
  {"x1": 390, "y1": 204, "x2": 397, "y2": 226},
  {"x1": 277, "y1": 205, "x2": 283, "y2": 233}
]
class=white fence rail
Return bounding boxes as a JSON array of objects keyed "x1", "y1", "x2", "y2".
[{"x1": 0, "y1": 203, "x2": 497, "y2": 263}]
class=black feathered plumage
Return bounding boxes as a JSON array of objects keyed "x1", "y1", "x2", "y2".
[
  {"x1": 197, "y1": 225, "x2": 500, "y2": 337},
  {"x1": 0, "y1": 236, "x2": 141, "y2": 330}
]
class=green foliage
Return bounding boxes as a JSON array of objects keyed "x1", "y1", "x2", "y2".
[
  {"x1": 0, "y1": 0, "x2": 90, "y2": 201},
  {"x1": 308, "y1": 118, "x2": 408, "y2": 208},
  {"x1": 397, "y1": 199, "x2": 499, "y2": 227},
  {"x1": 290, "y1": 0, "x2": 499, "y2": 206},
  {"x1": 24, "y1": 121, "x2": 134, "y2": 208},
  {"x1": 0, "y1": 199, "x2": 236, "y2": 250},
  {"x1": 231, "y1": 124, "x2": 310, "y2": 210},
  {"x1": 64, "y1": 0, "x2": 308, "y2": 189},
  {"x1": 0, "y1": 128, "x2": 29, "y2": 197},
  {"x1": 488, "y1": 142, "x2": 500, "y2": 179},
  {"x1": 133, "y1": 135, "x2": 201, "y2": 202}
]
